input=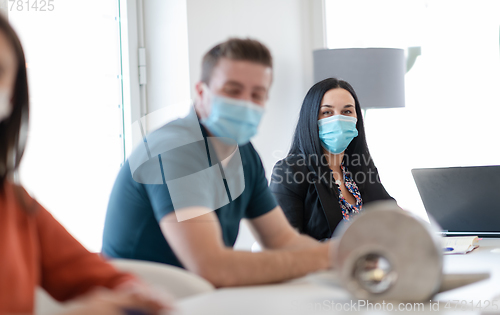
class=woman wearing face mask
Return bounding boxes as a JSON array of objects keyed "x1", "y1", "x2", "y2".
[
  {"x1": 0, "y1": 15, "x2": 170, "y2": 314},
  {"x1": 270, "y1": 78, "x2": 394, "y2": 241}
]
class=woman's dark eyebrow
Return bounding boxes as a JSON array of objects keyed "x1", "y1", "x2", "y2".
[{"x1": 320, "y1": 104, "x2": 354, "y2": 108}]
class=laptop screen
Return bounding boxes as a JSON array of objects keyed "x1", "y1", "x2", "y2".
[{"x1": 412, "y1": 166, "x2": 500, "y2": 235}]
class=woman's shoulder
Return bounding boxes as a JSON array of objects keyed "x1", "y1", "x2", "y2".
[{"x1": 1, "y1": 181, "x2": 39, "y2": 215}]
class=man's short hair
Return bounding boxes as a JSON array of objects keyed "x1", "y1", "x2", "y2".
[{"x1": 201, "y1": 38, "x2": 273, "y2": 84}]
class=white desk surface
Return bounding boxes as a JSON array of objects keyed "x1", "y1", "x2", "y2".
[{"x1": 174, "y1": 239, "x2": 500, "y2": 315}]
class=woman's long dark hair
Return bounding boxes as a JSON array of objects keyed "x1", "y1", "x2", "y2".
[
  {"x1": 289, "y1": 78, "x2": 377, "y2": 191},
  {"x1": 0, "y1": 14, "x2": 30, "y2": 187}
]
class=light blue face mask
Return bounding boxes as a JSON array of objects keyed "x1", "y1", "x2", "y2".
[
  {"x1": 201, "y1": 93, "x2": 264, "y2": 145},
  {"x1": 318, "y1": 115, "x2": 358, "y2": 154}
]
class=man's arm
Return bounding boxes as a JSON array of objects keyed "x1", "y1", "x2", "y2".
[
  {"x1": 247, "y1": 205, "x2": 326, "y2": 250},
  {"x1": 159, "y1": 206, "x2": 331, "y2": 288}
]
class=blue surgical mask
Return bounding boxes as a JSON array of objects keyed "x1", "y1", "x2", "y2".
[
  {"x1": 318, "y1": 115, "x2": 358, "y2": 154},
  {"x1": 201, "y1": 93, "x2": 264, "y2": 145}
]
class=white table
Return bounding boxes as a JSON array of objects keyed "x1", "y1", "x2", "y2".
[{"x1": 174, "y1": 239, "x2": 500, "y2": 315}]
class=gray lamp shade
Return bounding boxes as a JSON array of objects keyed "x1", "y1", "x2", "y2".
[{"x1": 313, "y1": 48, "x2": 406, "y2": 109}]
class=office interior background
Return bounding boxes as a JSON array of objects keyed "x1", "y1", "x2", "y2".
[{"x1": 7, "y1": 0, "x2": 500, "y2": 252}]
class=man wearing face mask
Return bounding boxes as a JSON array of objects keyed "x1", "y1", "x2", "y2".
[{"x1": 102, "y1": 38, "x2": 331, "y2": 287}]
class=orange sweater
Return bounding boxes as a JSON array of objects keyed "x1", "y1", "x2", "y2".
[{"x1": 0, "y1": 181, "x2": 134, "y2": 314}]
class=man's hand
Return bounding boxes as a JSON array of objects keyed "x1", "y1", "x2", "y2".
[
  {"x1": 64, "y1": 287, "x2": 173, "y2": 315},
  {"x1": 249, "y1": 206, "x2": 326, "y2": 250}
]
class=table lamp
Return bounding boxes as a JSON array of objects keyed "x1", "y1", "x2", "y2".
[{"x1": 313, "y1": 48, "x2": 406, "y2": 109}]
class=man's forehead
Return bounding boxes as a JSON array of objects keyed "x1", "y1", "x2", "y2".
[{"x1": 210, "y1": 58, "x2": 272, "y2": 87}]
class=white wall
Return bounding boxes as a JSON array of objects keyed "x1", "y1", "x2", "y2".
[
  {"x1": 121, "y1": 0, "x2": 141, "y2": 157},
  {"x1": 121, "y1": 0, "x2": 191, "y2": 156},
  {"x1": 11, "y1": 0, "x2": 125, "y2": 252},
  {"x1": 186, "y1": 0, "x2": 326, "y2": 249},
  {"x1": 143, "y1": 0, "x2": 191, "y2": 121}
]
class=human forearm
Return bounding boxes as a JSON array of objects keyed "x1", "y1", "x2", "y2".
[
  {"x1": 249, "y1": 207, "x2": 319, "y2": 251},
  {"x1": 161, "y1": 209, "x2": 332, "y2": 288},
  {"x1": 195, "y1": 242, "x2": 331, "y2": 287},
  {"x1": 271, "y1": 232, "x2": 323, "y2": 250}
]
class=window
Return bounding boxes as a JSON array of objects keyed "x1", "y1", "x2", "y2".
[
  {"x1": 10, "y1": 0, "x2": 124, "y2": 251},
  {"x1": 325, "y1": 0, "x2": 500, "y2": 219}
]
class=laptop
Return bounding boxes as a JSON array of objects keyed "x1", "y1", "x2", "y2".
[{"x1": 412, "y1": 165, "x2": 500, "y2": 237}]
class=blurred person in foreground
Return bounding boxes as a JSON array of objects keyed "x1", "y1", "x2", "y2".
[{"x1": 0, "y1": 14, "x2": 170, "y2": 315}]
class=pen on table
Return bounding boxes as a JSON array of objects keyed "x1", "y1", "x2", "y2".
[{"x1": 443, "y1": 247, "x2": 454, "y2": 252}]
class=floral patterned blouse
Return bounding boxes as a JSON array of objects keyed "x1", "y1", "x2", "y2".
[{"x1": 332, "y1": 164, "x2": 363, "y2": 220}]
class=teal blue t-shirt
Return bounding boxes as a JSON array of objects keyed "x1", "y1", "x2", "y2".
[{"x1": 102, "y1": 114, "x2": 277, "y2": 268}]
